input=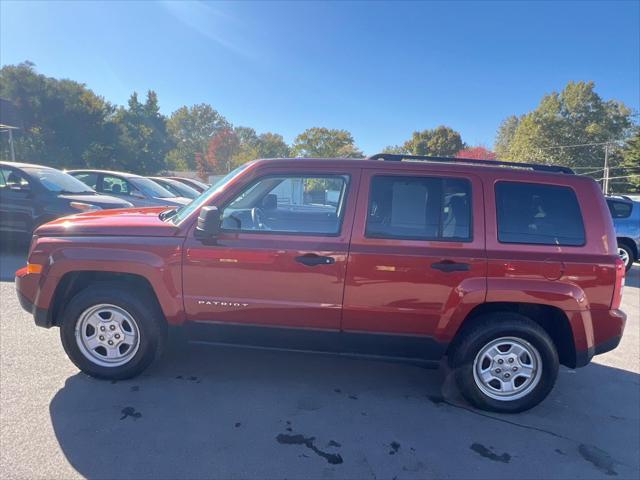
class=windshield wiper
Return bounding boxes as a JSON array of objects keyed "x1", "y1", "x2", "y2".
[{"x1": 159, "y1": 208, "x2": 178, "y2": 221}]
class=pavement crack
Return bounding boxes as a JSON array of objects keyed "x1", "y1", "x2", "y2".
[{"x1": 438, "y1": 398, "x2": 568, "y2": 440}]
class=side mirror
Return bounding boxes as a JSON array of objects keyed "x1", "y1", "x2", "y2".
[
  {"x1": 195, "y1": 206, "x2": 221, "y2": 239},
  {"x1": 131, "y1": 190, "x2": 145, "y2": 199}
]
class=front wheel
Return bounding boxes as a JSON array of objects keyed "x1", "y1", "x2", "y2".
[
  {"x1": 450, "y1": 313, "x2": 559, "y2": 413},
  {"x1": 60, "y1": 283, "x2": 167, "y2": 380}
]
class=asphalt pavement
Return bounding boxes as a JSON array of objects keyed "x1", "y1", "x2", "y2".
[{"x1": 0, "y1": 243, "x2": 638, "y2": 479}]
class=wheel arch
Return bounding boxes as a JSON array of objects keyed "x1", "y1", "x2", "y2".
[
  {"x1": 617, "y1": 237, "x2": 638, "y2": 261},
  {"x1": 447, "y1": 302, "x2": 577, "y2": 368},
  {"x1": 50, "y1": 271, "x2": 164, "y2": 327}
]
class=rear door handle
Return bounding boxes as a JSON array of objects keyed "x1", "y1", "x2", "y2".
[
  {"x1": 295, "y1": 254, "x2": 336, "y2": 266},
  {"x1": 431, "y1": 260, "x2": 471, "y2": 272}
]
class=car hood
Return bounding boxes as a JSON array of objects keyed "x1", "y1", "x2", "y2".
[
  {"x1": 58, "y1": 193, "x2": 132, "y2": 208},
  {"x1": 35, "y1": 207, "x2": 181, "y2": 237}
]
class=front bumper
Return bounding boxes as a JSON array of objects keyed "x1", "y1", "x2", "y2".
[{"x1": 15, "y1": 267, "x2": 52, "y2": 328}]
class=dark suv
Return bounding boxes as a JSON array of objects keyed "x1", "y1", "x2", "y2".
[
  {"x1": 0, "y1": 161, "x2": 132, "y2": 238},
  {"x1": 16, "y1": 155, "x2": 626, "y2": 413}
]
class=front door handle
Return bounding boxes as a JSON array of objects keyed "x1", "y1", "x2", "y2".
[
  {"x1": 295, "y1": 254, "x2": 336, "y2": 266},
  {"x1": 431, "y1": 260, "x2": 471, "y2": 272}
]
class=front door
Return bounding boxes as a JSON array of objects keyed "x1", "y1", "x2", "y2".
[
  {"x1": 182, "y1": 168, "x2": 360, "y2": 330},
  {"x1": 0, "y1": 166, "x2": 35, "y2": 234},
  {"x1": 343, "y1": 169, "x2": 487, "y2": 345}
]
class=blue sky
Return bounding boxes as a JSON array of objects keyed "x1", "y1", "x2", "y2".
[{"x1": 1, "y1": 1, "x2": 638, "y2": 154}]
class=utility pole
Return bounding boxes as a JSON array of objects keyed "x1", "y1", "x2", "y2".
[
  {"x1": 603, "y1": 144, "x2": 609, "y2": 194},
  {"x1": 8, "y1": 128, "x2": 15, "y2": 161}
]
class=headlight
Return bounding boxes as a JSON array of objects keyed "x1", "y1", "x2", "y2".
[{"x1": 70, "y1": 202, "x2": 102, "y2": 212}]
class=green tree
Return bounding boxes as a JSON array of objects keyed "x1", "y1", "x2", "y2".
[
  {"x1": 165, "y1": 103, "x2": 230, "y2": 171},
  {"x1": 617, "y1": 128, "x2": 640, "y2": 192},
  {"x1": 496, "y1": 81, "x2": 633, "y2": 169},
  {"x1": 114, "y1": 91, "x2": 170, "y2": 174},
  {"x1": 0, "y1": 62, "x2": 115, "y2": 168},
  {"x1": 231, "y1": 127, "x2": 290, "y2": 166},
  {"x1": 381, "y1": 144, "x2": 408, "y2": 154},
  {"x1": 291, "y1": 127, "x2": 363, "y2": 158},
  {"x1": 402, "y1": 126, "x2": 465, "y2": 156},
  {"x1": 256, "y1": 132, "x2": 290, "y2": 158},
  {"x1": 494, "y1": 115, "x2": 520, "y2": 158}
]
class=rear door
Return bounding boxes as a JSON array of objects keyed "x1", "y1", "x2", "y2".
[
  {"x1": 343, "y1": 168, "x2": 486, "y2": 342},
  {"x1": 182, "y1": 166, "x2": 361, "y2": 330}
]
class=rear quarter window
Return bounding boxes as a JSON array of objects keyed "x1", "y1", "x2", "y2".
[
  {"x1": 495, "y1": 181, "x2": 585, "y2": 246},
  {"x1": 606, "y1": 200, "x2": 633, "y2": 219}
]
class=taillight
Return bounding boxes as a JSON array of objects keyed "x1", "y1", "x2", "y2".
[{"x1": 611, "y1": 257, "x2": 625, "y2": 310}]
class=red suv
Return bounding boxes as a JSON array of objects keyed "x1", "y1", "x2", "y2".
[{"x1": 16, "y1": 155, "x2": 626, "y2": 413}]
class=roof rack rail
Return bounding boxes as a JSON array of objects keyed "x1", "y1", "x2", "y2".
[{"x1": 367, "y1": 153, "x2": 575, "y2": 174}]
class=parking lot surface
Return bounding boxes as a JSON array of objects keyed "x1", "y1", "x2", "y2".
[{"x1": 1, "y1": 244, "x2": 638, "y2": 479}]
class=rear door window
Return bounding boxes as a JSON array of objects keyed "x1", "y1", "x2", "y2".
[
  {"x1": 495, "y1": 182, "x2": 585, "y2": 246},
  {"x1": 366, "y1": 176, "x2": 471, "y2": 241}
]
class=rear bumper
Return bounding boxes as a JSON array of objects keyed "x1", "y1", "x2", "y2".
[{"x1": 574, "y1": 309, "x2": 626, "y2": 368}]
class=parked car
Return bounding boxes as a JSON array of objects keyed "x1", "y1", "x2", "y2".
[
  {"x1": 68, "y1": 169, "x2": 191, "y2": 207},
  {"x1": 168, "y1": 176, "x2": 209, "y2": 193},
  {"x1": 0, "y1": 161, "x2": 132, "y2": 238},
  {"x1": 148, "y1": 176, "x2": 200, "y2": 199},
  {"x1": 606, "y1": 196, "x2": 639, "y2": 271},
  {"x1": 16, "y1": 155, "x2": 626, "y2": 413}
]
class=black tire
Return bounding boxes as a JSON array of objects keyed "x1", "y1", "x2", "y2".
[
  {"x1": 59, "y1": 283, "x2": 167, "y2": 380},
  {"x1": 618, "y1": 242, "x2": 635, "y2": 272},
  {"x1": 450, "y1": 312, "x2": 559, "y2": 413}
]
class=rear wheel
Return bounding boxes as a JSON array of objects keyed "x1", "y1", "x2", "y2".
[
  {"x1": 60, "y1": 283, "x2": 167, "y2": 380},
  {"x1": 450, "y1": 312, "x2": 559, "y2": 413},
  {"x1": 618, "y1": 242, "x2": 634, "y2": 272}
]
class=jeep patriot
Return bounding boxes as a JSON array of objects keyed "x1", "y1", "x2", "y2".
[{"x1": 15, "y1": 154, "x2": 627, "y2": 413}]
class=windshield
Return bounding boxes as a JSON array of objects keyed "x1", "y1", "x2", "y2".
[
  {"x1": 130, "y1": 176, "x2": 177, "y2": 198},
  {"x1": 158, "y1": 178, "x2": 199, "y2": 199},
  {"x1": 170, "y1": 164, "x2": 252, "y2": 224},
  {"x1": 24, "y1": 167, "x2": 94, "y2": 193}
]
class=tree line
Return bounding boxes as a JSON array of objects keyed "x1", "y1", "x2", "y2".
[{"x1": 1, "y1": 62, "x2": 637, "y2": 191}]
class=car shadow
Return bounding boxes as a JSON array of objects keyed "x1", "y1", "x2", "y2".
[{"x1": 49, "y1": 341, "x2": 640, "y2": 479}]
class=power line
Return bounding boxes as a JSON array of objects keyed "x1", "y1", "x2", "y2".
[
  {"x1": 594, "y1": 174, "x2": 640, "y2": 181},
  {"x1": 537, "y1": 141, "x2": 621, "y2": 150}
]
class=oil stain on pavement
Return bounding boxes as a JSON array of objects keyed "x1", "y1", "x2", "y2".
[
  {"x1": 276, "y1": 433, "x2": 343, "y2": 465},
  {"x1": 119, "y1": 406, "x2": 142, "y2": 420},
  {"x1": 470, "y1": 443, "x2": 511, "y2": 463},
  {"x1": 578, "y1": 444, "x2": 618, "y2": 476}
]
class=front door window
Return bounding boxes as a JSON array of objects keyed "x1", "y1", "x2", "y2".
[{"x1": 221, "y1": 175, "x2": 349, "y2": 236}]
